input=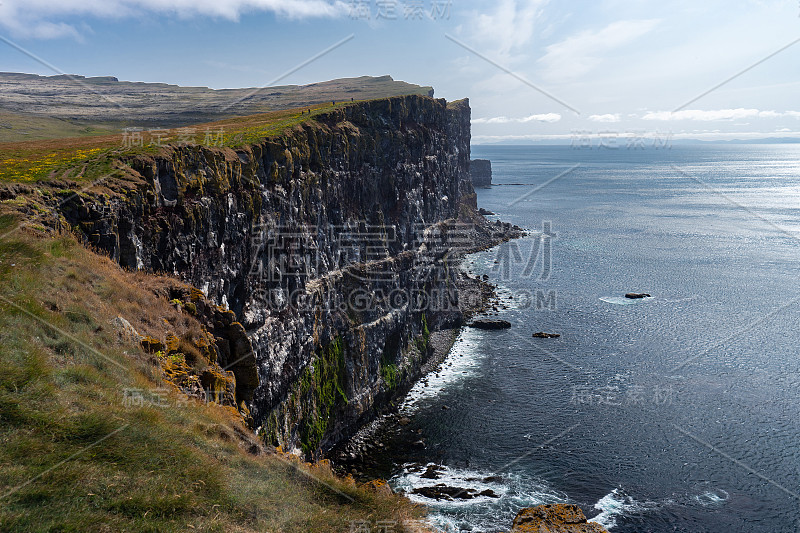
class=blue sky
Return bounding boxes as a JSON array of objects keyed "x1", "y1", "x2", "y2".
[{"x1": 2, "y1": 0, "x2": 800, "y2": 143}]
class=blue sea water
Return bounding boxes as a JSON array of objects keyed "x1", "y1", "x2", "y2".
[{"x1": 390, "y1": 145, "x2": 800, "y2": 532}]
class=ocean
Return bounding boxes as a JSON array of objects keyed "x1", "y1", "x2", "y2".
[{"x1": 386, "y1": 144, "x2": 800, "y2": 532}]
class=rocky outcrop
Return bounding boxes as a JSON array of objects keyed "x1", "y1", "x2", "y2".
[
  {"x1": 510, "y1": 504, "x2": 608, "y2": 533},
  {"x1": 470, "y1": 158, "x2": 492, "y2": 188},
  {"x1": 111, "y1": 282, "x2": 259, "y2": 416},
  {"x1": 54, "y1": 95, "x2": 515, "y2": 458},
  {"x1": 625, "y1": 292, "x2": 651, "y2": 299},
  {"x1": 167, "y1": 285, "x2": 260, "y2": 407},
  {"x1": 469, "y1": 319, "x2": 511, "y2": 330}
]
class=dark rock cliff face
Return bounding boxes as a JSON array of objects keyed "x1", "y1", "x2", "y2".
[{"x1": 59, "y1": 95, "x2": 479, "y2": 457}]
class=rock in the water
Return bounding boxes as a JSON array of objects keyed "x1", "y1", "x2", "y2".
[
  {"x1": 532, "y1": 332, "x2": 560, "y2": 338},
  {"x1": 411, "y1": 483, "x2": 500, "y2": 501},
  {"x1": 511, "y1": 504, "x2": 608, "y2": 532},
  {"x1": 469, "y1": 319, "x2": 511, "y2": 330},
  {"x1": 478, "y1": 207, "x2": 495, "y2": 215},
  {"x1": 420, "y1": 465, "x2": 441, "y2": 479},
  {"x1": 470, "y1": 159, "x2": 492, "y2": 188},
  {"x1": 624, "y1": 293, "x2": 651, "y2": 299}
]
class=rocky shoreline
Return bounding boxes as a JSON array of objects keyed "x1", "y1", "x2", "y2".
[
  {"x1": 325, "y1": 216, "x2": 574, "y2": 533},
  {"x1": 328, "y1": 215, "x2": 611, "y2": 533},
  {"x1": 329, "y1": 215, "x2": 522, "y2": 478}
]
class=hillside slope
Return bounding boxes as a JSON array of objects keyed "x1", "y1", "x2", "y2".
[
  {"x1": 0, "y1": 73, "x2": 434, "y2": 141},
  {"x1": 0, "y1": 214, "x2": 425, "y2": 532}
]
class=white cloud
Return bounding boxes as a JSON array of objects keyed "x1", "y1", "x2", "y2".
[
  {"x1": 538, "y1": 19, "x2": 660, "y2": 82},
  {"x1": 469, "y1": 0, "x2": 548, "y2": 63},
  {"x1": 0, "y1": 0, "x2": 346, "y2": 38},
  {"x1": 24, "y1": 20, "x2": 83, "y2": 40},
  {"x1": 642, "y1": 109, "x2": 795, "y2": 121},
  {"x1": 588, "y1": 113, "x2": 620, "y2": 123},
  {"x1": 472, "y1": 113, "x2": 561, "y2": 124},
  {"x1": 669, "y1": 130, "x2": 800, "y2": 141},
  {"x1": 471, "y1": 133, "x2": 574, "y2": 143},
  {"x1": 471, "y1": 130, "x2": 800, "y2": 144}
]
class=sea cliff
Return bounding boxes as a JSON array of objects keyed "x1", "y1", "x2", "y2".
[{"x1": 47, "y1": 95, "x2": 519, "y2": 459}]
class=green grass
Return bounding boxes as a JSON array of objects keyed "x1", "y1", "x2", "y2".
[
  {"x1": 209, "y1": 102, "x2": 352, "y2": 148},
  {"x1": 298, "y1": 337, "x2": 349, "y2": 456},
  {"x1": 0, "y1": 138, "x2": 120, "y2": 184},
  {"x1": 0, "y1": 110, "x2": 120, "y2": 143},
  {"x1": 0, "y1": 221, "x2": 425, "y2": 532},
  {"x1": 380, "y1": 362, "x2": 400, "y2": 391}
]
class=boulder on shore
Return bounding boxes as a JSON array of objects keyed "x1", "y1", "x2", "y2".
[
  {"x1": 624, "y1": 292, "x2": 651, "y2": 299},
  {"x1": 510, "y1": 504, "x2": 608, "y2": 532},
  {"x1": 532, "y1": 332, "x2": 560, "y2": 338},
  {"x1": 468, "y1": 319, "x2": 511, "y2": 330}
]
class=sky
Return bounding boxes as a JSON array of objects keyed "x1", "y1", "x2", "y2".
[{"x1": 1, "y1": 0, "x2": 800, "y2": 143}]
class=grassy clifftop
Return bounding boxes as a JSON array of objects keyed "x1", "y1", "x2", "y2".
[
  {"x1": 0, "y1": 100, "x2": 354, "y2": 185},
  {"x1": 0, "y1": 92, "x2": 446, "y2": 186},
  {"x1": 0, "y1": 214, "x2": 425, "y2": 532}
]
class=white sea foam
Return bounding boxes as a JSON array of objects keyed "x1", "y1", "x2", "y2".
[
  {"x1": 692, "y1": 489, "x2": 729, "y2": 507},
  {"x1": 589, "y1": 488, "x2": 659, "y2": 530},
  {"x1": 399, "y1": 328, "x2": 485, "y2": 414},
  {"x1": 587, "y1": 486, "x2": 729, "y2": 530},
  {"x1": 599, "y1": 296, "x2": 655, "y2": 306},
  {"x1": 391, "y1": 463, "x2": 565, "y2": 533},
  {"x1": 394, "y1": 464, "x2": 511, "y2": 507},
  {"x1": 658, "y1": 295, "x2": 701, "y2": 303}
]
